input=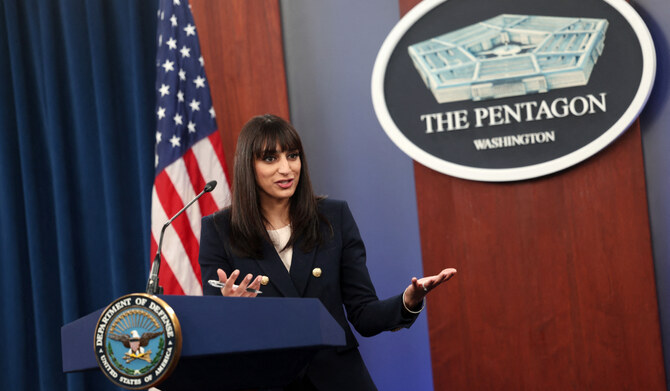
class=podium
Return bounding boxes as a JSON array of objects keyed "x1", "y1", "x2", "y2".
[{"x1": 61, "y1": 295, "x2": 346, "y2": 390}]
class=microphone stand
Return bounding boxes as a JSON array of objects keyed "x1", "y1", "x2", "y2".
[{"x1": 146, "y1": 181, "x2": 217, "y2": 295}]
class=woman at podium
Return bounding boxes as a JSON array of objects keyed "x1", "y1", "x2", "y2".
[{"x1": 199, "y1": 114, "x2": 456, "y2": 390}]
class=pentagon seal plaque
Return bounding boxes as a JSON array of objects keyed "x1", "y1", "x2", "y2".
[{"x1": 372, "y1": 0, "x2": 656, "y2": 181}]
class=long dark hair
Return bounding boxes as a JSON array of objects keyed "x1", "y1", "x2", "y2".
[{"x1": 228, "y1": 114, "x2": 324, "y2": 258}]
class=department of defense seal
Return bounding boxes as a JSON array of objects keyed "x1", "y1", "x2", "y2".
[{"x1": 94, "y1": 293, "x2": 182, "y2": 389}]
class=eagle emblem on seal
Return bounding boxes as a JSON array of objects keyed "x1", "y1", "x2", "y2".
[{"x1": 109, "y1": 329, "x2": 162, "y2": 363}]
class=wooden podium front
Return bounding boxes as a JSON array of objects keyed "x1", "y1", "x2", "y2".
[
  {"x1": 413, "y1": 123, "x2": 666, "y2": 390},
  {"x1": 391, "y1": 1, "x2": 666, "y2": 385},
  {"x1": 399, "y1": 2, "x2": 665, "y2": 390}
]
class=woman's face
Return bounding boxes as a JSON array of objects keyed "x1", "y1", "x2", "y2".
[{"x1": 254, "y1": 145, "x2": 301, "y2": 204}]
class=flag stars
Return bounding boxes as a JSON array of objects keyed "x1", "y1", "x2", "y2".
[
  {"x1": 162, "y1": 59, "x2": 175, "y2": 72},
  {"x1": 173, "y1": 113, "x2": 183, "y2": 126},
  {"x1": 193, "y1": 75, "x2": 205, "y2": 88},
  {"x1": 155, "y1": 4, "x2": 218, "y2": 172},
  {"x1": 184, "y1": 24, "x2": 196, "y2": 36},
  {"x1": 159, "y1": 84, "x2": 170, "y2": 97},
  {"x1": 189, "y1": 99, "x2": 201, "y2": 112}
]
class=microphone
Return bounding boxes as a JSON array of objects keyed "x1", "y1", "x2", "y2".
[{"x1": 146, "y1": 180, "x2": 217, "y2": 294}]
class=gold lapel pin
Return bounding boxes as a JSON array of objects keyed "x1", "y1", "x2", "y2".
[
  {"x1": 260, "y1": 276, "x2": 270, "y2": 286},
  {"x1": 312, "y1": 268, "x2": 322, "y2": 278}
]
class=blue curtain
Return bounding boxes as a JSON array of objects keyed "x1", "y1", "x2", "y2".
[{"x1": 0, "y1": 0, "x2": 158, "y2": 389}]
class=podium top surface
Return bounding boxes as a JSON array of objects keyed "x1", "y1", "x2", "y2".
[{"x1": 62, "y1": 295, "x2": 346, "y2": 373}]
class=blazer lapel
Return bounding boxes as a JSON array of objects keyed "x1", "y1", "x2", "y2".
[
  {"x1": 289, "y1": 238, "x2": 317, "y2": 296},
  {"x1": 256, "y1": 241, "x2": 300, "y2": 297}
]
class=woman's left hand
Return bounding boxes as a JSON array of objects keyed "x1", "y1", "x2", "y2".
[
  {"x1": 216, "y1": 268, "x2": 262, "y2": 298},
  {"x1": 404, "y1": 268, "x2": 457, "y2": 311}
]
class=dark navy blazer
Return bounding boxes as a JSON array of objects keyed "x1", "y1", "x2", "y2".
[{"x1": 198, "y1": 199, "x2": 418, "y2": 390}]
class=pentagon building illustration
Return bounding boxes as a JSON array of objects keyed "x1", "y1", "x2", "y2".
[{"x1": 408, "y1": 14, "x2": 608, "y2": 103}]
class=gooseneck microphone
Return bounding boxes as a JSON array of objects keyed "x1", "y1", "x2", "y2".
[{"x1": 146, "y1": 180, "x2": 217, "y2": 295}]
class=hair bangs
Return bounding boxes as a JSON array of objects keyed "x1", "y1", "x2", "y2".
[{"x1": 251, "y1": 120, "x2": 302, "y2": 159}]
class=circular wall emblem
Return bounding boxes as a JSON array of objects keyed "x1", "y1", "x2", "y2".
[
  {"x1": 94, "y1": 294, "x2": 182, "y2": 389},
  {"x1": 372, "y1": 0, "x2": 656, "y2": 181}
]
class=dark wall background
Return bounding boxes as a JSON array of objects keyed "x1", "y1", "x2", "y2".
[
  {"x1": 280, "y1": 2, "x2": 433, "y2": 390},
  {"x1": 636, "y1": 1, "x2": 670, "y2": 387}
]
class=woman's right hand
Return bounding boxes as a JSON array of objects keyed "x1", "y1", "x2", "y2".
[{"x1": 216, "y1": 268, "x2": 262, "y2": 297}]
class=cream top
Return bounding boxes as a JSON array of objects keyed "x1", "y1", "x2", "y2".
[{"x1": 267, "y1": 224, "x2": 293, "y2": 271}]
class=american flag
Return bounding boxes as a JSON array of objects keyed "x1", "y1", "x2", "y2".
[{"x1": 151, "y1": 0, "x2": 230, "y2": 295}]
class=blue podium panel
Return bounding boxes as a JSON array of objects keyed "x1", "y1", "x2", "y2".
[{"x1": 62, "y1": 296, "x2": 345, "y2": 390}]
